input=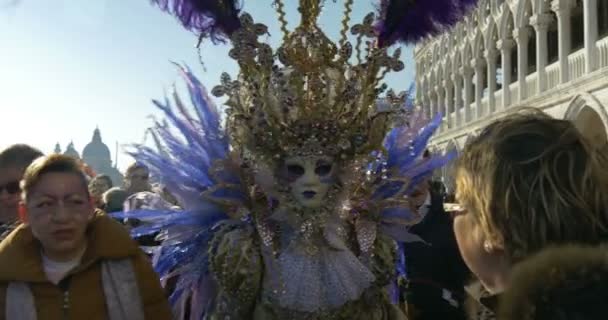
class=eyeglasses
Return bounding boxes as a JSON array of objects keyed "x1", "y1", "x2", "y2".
[
  {"x1": 28, "y1": 199, "x2": 90, "y2": 217},
  {"x1": 0, "y1": 181, "x2": 20, "y2": 195},
  {"x1": 128, "y1": 174, "x2": 149, "y2": 180}
]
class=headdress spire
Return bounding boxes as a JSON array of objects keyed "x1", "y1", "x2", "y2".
[{"x1": 299, "y1": 0, "x2": 322, "y2": 28}]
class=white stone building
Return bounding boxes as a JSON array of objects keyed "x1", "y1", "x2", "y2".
[{"x1": 415, "y1": 0, "x2": 608, "y2": 191}]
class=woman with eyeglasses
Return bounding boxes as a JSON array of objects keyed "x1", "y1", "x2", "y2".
[
  {"x1": 0, "y1": 154, "x2": 171, "y2": 320},
  {"x1": 452, "y1": 111, "x2": 608, "y2": 319},
  {"x1": 0, "y1": 144, "x2": 43, "y2": 240}
]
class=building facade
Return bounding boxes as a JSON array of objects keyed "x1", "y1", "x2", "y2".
[
  {"x1": 415, "y1": 0, "x2": 608, "y2": 192},
  {"x1": 56, "y1": 128, "x2": 123, "y2": 186}
]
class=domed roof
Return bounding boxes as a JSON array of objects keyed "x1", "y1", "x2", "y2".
[
  {"x1": 64, "y1": 141, "x2": 80, "y2": 159},
  {"x1": 83, "y1": 127, "x2": 111, "y2": 162}
]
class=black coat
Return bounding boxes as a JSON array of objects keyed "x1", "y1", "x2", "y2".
[{"x1": 401, "y1": 191, "x2": 471, "y2": 320}]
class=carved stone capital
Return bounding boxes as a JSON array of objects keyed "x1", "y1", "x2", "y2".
[
  {"x1": 551, "y1": 0, "x2": 575, "y2": 15},
  {"x1": 470, "y1": 57, "x2": 485, "y2": 69},
  {"x1": 460, "y1": 66, "x2": 474, "y2": 76},
  {"x1": 513, "y1": 27, "x2": 530, "y2": 44},
  {"x1": 484, "y1": 48, "x2": 499, "y2": 60},
  {"x1": 497, "y1": 38, "x2": 515, "y2": 51},
  {"x1": 530, "y1": 14, "x2": 554, "y2": 31}
]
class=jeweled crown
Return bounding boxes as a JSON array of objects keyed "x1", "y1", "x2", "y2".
[{"x1": 211, "y1": 0, "x2": 407, "y2": 162}]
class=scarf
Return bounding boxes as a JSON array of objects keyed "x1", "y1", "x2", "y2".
[{"x1": 5, "y1": 259, "x2": 145, "y2": 320}]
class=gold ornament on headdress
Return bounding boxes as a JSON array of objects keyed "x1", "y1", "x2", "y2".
[{"x1": 211, "y1": 0, "x2": 406, "y2": 162}]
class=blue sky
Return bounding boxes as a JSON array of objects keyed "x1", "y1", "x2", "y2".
[{"x1": 0, "y1": 0, "x2": 415, "y2": 171}]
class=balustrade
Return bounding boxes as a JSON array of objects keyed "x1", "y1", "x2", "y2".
[
  {"x1": 546, "y1": 62, "x2": 561, "y2": 89},
  {"x1": 568, "y1": 49, "x2": 586, "y2": 81},
  {"x1": 509, "y1": 83, "x2": 519, "y2": 106},
  {"x1": 597, "y1": 37, "x2": 608, "y2": 68},
  {"x1": 526, "y1": 73, "x2": 538, "y2": 97}
]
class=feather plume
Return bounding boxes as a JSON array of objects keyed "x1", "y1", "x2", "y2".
[
  {"x1": 376, "y1": 0, "x2": 479, "y2": 47},
  {"x1": 112, "y1": 63, "x2": 243, "y2": 318},
  {"x1": 150, "y1": 0, "x2": 242, "y2": 42}
]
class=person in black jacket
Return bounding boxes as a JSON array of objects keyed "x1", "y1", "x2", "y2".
[
  {"x1": 400, "y1": 153, "x2": 470, "y2": 320},
  {"x1": 0, "y1": 144, "x2": 43, "y2": 240}
]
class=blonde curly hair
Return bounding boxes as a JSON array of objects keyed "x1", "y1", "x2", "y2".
[{"x1": 455, "y1": 109, "x2": 608, "y2": 262}]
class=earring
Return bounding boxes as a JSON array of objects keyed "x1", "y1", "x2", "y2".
[{"x1": 483, "y1": 240, "x2": 493, "y2": 252}]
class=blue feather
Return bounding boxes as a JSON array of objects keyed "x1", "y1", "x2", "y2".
[
  {"x1": 114, "y1": 64, "x2": 245, "y2": 317},
  {"x1": 372, "y1": 180, "x2": 405, "y2": 200},
  {"x1": 380, "y1": 207, "x2": 418, "y2": 221}
]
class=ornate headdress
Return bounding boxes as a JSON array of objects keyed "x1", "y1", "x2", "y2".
[
  {"x1": 153, "y1": 0, "x2": 477, "y2": 162},
  {"x1": 212, "y1": 10, "x2": 403, "y2": 161}
]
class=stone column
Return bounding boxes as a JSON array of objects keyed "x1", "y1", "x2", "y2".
[
  {"x1": 435, "y1": 85, "x2": 444, "y2": 115},
  {"x1": 497, "y1": 38, "x2": 515, "y2": 108},
  {"x1": 514, "y1": 27, "x2": 530, "y2": 102},
  {"x1": 423, "y1": 92, "x2": 431, "y2": 119},
  {"x1": 472, "y1": 58, "x2": 485, "y2": 119},
  {"x1": 584, "y1": 0, "x2": 599, "y2": 72},
  {"x1": 530, "y1": 13, "x2": 553, "y2": 93},
  {"x1": 484, "y1": 48, "x2": 499, "y2": 113},
  {"x1": 436, "y1": 85, "x2": 445, "y2": 132},
  {"x1": 452, "y1": 73, "x2": 463, "y2": 127},
  {"x1": 552, "y1": 0, "x2": 574, "y2": 84},
  {"x1": 422, "y1": 75, "x2": 431, "y2": 119},
  {"x1": 461, "y1": 66, "x2": 474, "y2": 123},
  {"x1": 444, "y1": 79, "x2": 454, "y2": 128},
  {"x1": 432, "y1": 89, "x2": 439, "y2": 117},
  {"x1": 428, "y1": 92, "x2": 435, "y2": 119}
]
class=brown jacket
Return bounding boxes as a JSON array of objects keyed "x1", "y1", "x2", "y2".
[{"x1": 0, "y1": 215, "x2": 172, "y2": 320}]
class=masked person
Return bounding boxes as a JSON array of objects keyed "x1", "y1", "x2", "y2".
[{"x1": 114, "y1": 0, "x2": 477, "y2": 318}]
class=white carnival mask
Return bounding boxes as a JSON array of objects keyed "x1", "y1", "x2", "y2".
[{"x1": 283, "y1": 155, "x2": 335, "y2": 209}]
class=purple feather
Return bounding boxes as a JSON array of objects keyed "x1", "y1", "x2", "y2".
[
  {"x1": 376, "y1": 0, "x2": 479, "y2": 47},
  {"x1": 151, "y1": 0, "x2": 242, "y2": 42}
]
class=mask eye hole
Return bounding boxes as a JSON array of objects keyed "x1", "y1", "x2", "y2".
[
  {"x1": 287, "y1": 164, "x2": 305, "y2": 178},
  {"x1": 315, "y1": 162, "x2": 332, "y2": 176}
]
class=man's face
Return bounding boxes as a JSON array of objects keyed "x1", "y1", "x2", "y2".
[
  {"x1": 125, "y1": 167, "x2": 150, "y2": 194},
  {"x1": 0, "y1": 166, "x2": 24, "y2": 223},
  {"x1": 409, "y1": 178, "x2": 430, "y2": 211},
  {"x1": 89, "y1": 178, "x2": 111, "y2": 199}
]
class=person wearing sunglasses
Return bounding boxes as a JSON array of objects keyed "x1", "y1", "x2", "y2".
[
  {"x1": 123, "y1": 162, "x2": 151, "y2": 196},
  {"x1": 0, "y1": 144, "x2": 43, "y2": 238}
]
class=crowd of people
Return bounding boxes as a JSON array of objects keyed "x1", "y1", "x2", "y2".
[{"x1": 0, "y1": 109, "x2": 605, "y2": 319}]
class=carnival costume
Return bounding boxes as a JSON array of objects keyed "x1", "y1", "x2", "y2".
[{"x1": 116, "y1": 0, "x2": 477, "y2": 319}]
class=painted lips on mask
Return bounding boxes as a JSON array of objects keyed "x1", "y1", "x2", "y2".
[{"x1": 302, "y1": 191, "x2": 317, "y2": 199}]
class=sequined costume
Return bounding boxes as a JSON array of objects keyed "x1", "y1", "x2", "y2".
[{"x1": 116, "y1": 0, "x2": 478, "y2": 319}]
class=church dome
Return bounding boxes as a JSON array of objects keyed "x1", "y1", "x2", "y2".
[
  {"x1": 83, "y1": 128, "x2": 111, "y2": 162},
  {"x1": 63, "y1": 141, "x2": 80, "y2": 159}
]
